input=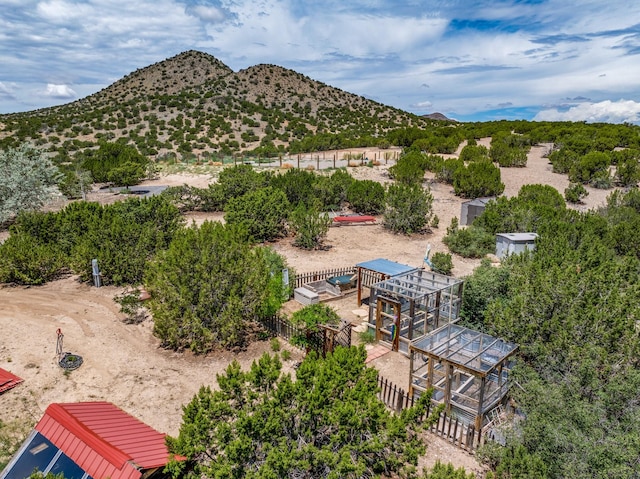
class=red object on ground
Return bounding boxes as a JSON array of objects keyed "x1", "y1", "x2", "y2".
[
  {"x1": 333, "y1": 215, "x2": 376, "y2": 224},
  {"x1": 35, "y1": 402, "x2": 183, "y2": 479},
  {"x1": 0, "y1": 368, "x2": 23, "y2": 394}
]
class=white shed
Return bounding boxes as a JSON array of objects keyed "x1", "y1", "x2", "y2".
[{"x1": 495, "y1": 233, "x2": 538, "y2": 259}]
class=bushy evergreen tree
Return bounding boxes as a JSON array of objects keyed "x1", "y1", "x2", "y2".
[
  {"x1": 145, "y1": 222, "x2": 288, "y2": 352},
  {"x1": 383, "y1": 183, "x2": 433, "y2": 234},
  {"x1": 225, "y1": 187, "x2": 290, "y2": 242},
  {"x1": 167, "y1": 346, "x2": 439, "y2": 479},
  {"x1": 453, "y1": 160, "x2": 504, "y2": 198},
  {"x1": 346, "y1": 179, "x2": 385, "y2": 214},
  {"x1": 289, "y1": 203, "x2": 332, "y2": 249},
  {"x1": 0, "y1": 143, "x2": 62, "y2": 224}
]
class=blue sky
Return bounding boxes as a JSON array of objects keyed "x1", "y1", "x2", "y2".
[{"x1": 1, "y1": 0, "x2": 640, "y2": 123}]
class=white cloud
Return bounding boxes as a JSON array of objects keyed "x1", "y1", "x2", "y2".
[
  {"x1": 204, "y1": 1, "x2": 448, "y2": 65},
  {"x1": 186, "y1": 5, "x2": 227, "y2": 23},
  {"x1": 0, "y1": 81, "x2": 15, "y2": 98},
  {"x1": 534, "y1": 99, "x2": 640, "y2": 124},
  {"x1": 412, "y1": 100, "x2": 433, "y2": 110},
  {"x1": 36, "y1": 0, "x2": 96, "y2": 24},
  {"x1": 43, "y1": 83, "x2": 76, "y2": 99}
]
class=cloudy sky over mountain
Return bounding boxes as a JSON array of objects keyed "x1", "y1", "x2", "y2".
[{"x1": 1, "y1": 0, "x2": 639, "y2": 123}]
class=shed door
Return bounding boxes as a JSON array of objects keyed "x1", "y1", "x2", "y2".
[{"x1": 376, "y1": 296, "x2": 401, "y2": 351}]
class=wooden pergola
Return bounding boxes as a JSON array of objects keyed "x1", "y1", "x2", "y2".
[{"x1": 409, "y1": 323, "x2": 518, "y2": 432}]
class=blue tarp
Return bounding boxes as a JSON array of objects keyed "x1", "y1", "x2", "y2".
[{"x1": 355, "y1": 258, "x2": 417, "y2": 277}]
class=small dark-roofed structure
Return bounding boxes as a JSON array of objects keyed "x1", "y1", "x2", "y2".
[
  {"x1": 1, "y1": 402, "x2": 183, "y2": 479},
  {"x1": 410, "y1": 324, "x2": 518, "y2": 432},
  {"x1": 495, "y1": 232, "x2": 538, "y2": 259},
  {"x1": 366, "y1": 269, "x2": 464, "y2": 354},
  {"x1": 460, "y1": 197, "x2": 494, "y2": 226},
  {"x1": 355, "y1": 258, "x2": 418, "y2": 306},
  {"x1": 0, "y1": 368, "x2": 23, "y2": 395}
]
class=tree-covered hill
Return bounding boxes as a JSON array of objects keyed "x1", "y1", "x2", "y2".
[{"x1": 0, "y1": 50, "x2": 435, "y2": 158}]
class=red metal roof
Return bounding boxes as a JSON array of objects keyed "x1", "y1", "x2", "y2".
[
  {"x1": 0, "y1": 368, "x2": 23, "y2": 394},
  {"x1": 35, "y1": 402, "x2": 179, "y2": 479}
]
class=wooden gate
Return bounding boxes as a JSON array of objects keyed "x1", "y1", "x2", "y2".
[{"x1": 376, "y1": 296, "x2": 401, "y2": 351}]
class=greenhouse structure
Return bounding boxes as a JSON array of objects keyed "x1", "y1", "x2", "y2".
[
  {"x1": 409, "y1": 323, "x2": 518, "y2": 431},
  {"x1": 365, "y1": 268, "x2": 464, "y2": 354}
]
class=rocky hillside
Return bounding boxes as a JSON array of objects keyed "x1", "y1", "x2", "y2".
[{"x1": 0, "y1": 50, "x2": 433, "y2": 158}]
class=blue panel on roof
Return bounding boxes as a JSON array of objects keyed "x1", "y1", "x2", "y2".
[
  {"x1": 356, "y1": 258, "x2": 416, "y2": 277},
  {"x1": 49, "y1": 453, "x2": 86, "y2": 479},
  {"x1": 1, "y1": 432, "x2": 91, "y2": 479}
]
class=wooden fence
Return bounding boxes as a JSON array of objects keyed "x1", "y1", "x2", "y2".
[
  {"x1": 293, "y1": 267, "x2": 355, "y2": 289},
  {"x1": 262, "y1": 315, "x2": 303, "y2": 342},
  {"x1": 261, "y1": 315, "x2": 352, "y2": 357},
  {"x1": 377, "y1": 375, "x2": 482, "y2": 452},
  {"x1": 295, "y1": 266, "x2": 356, "y2": 288}
]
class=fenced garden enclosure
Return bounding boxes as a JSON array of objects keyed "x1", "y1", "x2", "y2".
[{"x1": 280, "y1": 264, "x2": 515, "y2": 453}]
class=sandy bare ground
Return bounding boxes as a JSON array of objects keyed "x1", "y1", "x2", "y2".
[{"x1": 0, "y1": 142, "x2": 618, "y2": 475}]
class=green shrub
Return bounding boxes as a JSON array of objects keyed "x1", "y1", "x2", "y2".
[
  {"x1": 0, "y1": 196, "x2": 183, "y2": 286},
  {"x1": 459, "y1": 258, "x2": 511, "y2": 326},
  {"x1": 459, "y1": 144, "x2": 489, "y2": 162},
  {"x1": 213, "y1": 164, "x2": 269, "y2": 207},
  {"x1": 358, "y1": 329, "x2": 376, "y2": 344},
  {"x1": 114, "y1": 289, "x2": 147, "y2": 324},
  {"x1": 107, "y1": 161, "x2": 146, "y2": 187},
  {"x1": 290, "y1": 304, "x2": 341, "y2": 348},
  {"x1": 161, "y1": 185, "x2": 208, "y2": 212},
  {"x1": 270, "y1": 337, "x2": 281, "y2": 352},
  {"x1": 434, "y1": 158, "x2": 463, "y2": 184},
  {"x1": 269, "y1": 168, "x2": 317, "y2": 207},
  {"x1": 615, "y1": 154, "x2": 640, "y2": 186},
  {"x1": 453, "y1": 160, "x2": 505, "y2": 198},
  {"x1": 313, "y1": 169, "x2": 353, "y2": 209},
  {"x1": 81, "y1": 141, "x2": 149, "y2": 183},
  {"x1": 589, "y1": 169, "x2": 613, "y2": 189},
  {"x1": 490, "y1": 134, "x2": 529, "y2": 167},
  {"x1": 0, "y1": 232, "x2": 65, "y2": 285},
  {"x1": 145, "y1": 223, "x2": 287, "y2": 352},
  {"x1": 290, "y1": 303, "x2": 340, "y2": 329},
  {"x1": 549, "y1": 148, "x2": 579, "y2": 174},
  {"x1": 289, "y1": 203, "x2": 332, "y2": 249},
  {"x1": 346, "y1": 179, "x2": 385, "y2": 214},
  {"x1": 443, "y1": 218, "x2": 495, "y2": 258},
  {"x1": 564, "y1": 183, "x2": 589, "y2": 204},
  {"x1": 280, "y1": 349, "x2": 292, "y2": 360},
  {"x1": 568, "y1": 151, "x2": 611, "y2": 184},
  {"x1": 421, "y1": 461, "x2": 476, "y2": 479},
  {"x1": 430, "y1": 252, "x2": 453, "y2": 275},
  {"x1": 224, "y1": 187, "x2": 290, "y2": 242},
  {"x1": 388, "y1": 151, "x2": 429, "y2": 184},
  {"x1": 383, "y1": 183, "x2": 433, "y2": 234},
  {"x1": 474, "y1": 185, "x2": 565, "y2": 235}
]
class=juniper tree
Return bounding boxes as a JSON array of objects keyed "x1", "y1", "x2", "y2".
[{"x1": 0, "y1": 143, "x2": 62, "y2": 224}]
